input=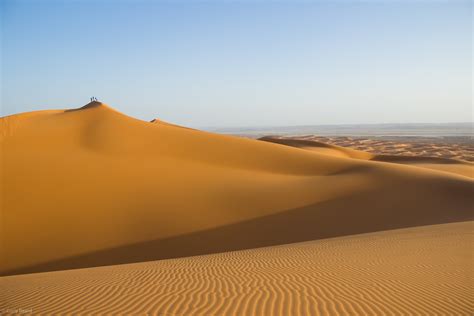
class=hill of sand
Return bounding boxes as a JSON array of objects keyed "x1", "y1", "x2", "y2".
[
  {"x1": 1, "y1": 222, "x2": 472, "y2": 315},
  {"x1": 1, "y1": 102, "x2": 473, "y2": 277},
  {"x1": 294, "y1": 135, "x2": 474, "y2": 162},
  {"x1": 260, "y1": 136, "x2": 474, "y2": 179}
]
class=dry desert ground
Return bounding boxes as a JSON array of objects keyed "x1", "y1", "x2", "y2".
[{"x1": 1, "y1": 102, "x2": 472, "y2": 315}]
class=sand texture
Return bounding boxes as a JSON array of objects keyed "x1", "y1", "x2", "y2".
[
  {"x1": 265, "y1": 135, "x2": 474, "y2": 162},
  {"x1": 1, "y1": 102, "x2": 473, "y2": 315},
  {"x1": 260, "y1": 136, "x2": 474, "y2": 178},
  {"x1": 1, "y1": 222, "x2": 472, "y2": 315}
]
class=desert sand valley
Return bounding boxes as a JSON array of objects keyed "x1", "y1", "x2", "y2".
[{"x1": 1, "y1": 102, "x2": 473, "y2": 315}]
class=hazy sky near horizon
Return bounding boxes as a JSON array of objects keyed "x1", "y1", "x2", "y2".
[{"x1": 1, "y1": 0, "x2": 472, "y2": 127}]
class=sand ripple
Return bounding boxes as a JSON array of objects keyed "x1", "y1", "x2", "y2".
[{"x1": 2, "y1": 222, "x2": 472, "y2": 315}]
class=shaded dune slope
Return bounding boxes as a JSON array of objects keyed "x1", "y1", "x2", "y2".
[
  {"x1": 260, "y1": 136, "x2": 474, "y2": 178},
  {"x1": 1, "y1": 102, "x2": 473, "y2": 275},
  {"x1": 2, "y1": 222, "x2": 472, "y2": 315}
]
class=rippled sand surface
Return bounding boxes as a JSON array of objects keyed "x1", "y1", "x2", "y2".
[{"x1": 2, "y1": 222, "x2": 472, "y2": 315}]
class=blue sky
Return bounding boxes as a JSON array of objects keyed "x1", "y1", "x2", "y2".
[{"x1": 1, "y1": 0, "x2": 472, "y2": 127}]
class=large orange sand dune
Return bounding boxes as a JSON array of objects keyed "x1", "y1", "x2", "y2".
[{"x1": 1, "y1": 102, "x2": 473, "y2": 276}]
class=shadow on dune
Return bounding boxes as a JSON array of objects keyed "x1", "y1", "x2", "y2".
[
  {"x1": 259, "y1": 136, "x2": 336, "y2": 149},
  {"x1": 4, "y1": 177, "x2": 472, "y2": 277},
  {"x1": 371, "y1": 155, "x2": 465, "y2": 164}
]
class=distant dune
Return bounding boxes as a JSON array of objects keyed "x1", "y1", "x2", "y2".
[
  {"x1": 260, "y1": 136, "x2": 474, "y2": 178},
  {"x1": 2, "y1": 222, "x2": 472, "y2": 315},
  {"x1": 1, "y1": 102, "x2": 472, "y2": 277}
]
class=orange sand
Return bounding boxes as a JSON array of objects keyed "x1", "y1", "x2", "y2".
[
  {"x1": 260, "y1": 136, "x2": 474, "y2": 178},
  {"x1": 287, "y1": 135, "x2": 474, "y2": 162},
  {"x1": 1, "y1": 102, "x2": 472, "y2": 314},
  {"x1": 1, "y1": 222, "x2": 472, "y2": 315}
]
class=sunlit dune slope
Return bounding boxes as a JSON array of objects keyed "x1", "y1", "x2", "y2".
[
  {"x1": 1, "y1": 102, "x2": 473, "y2": 275},
  {"x1": 1, "y1": 222, "x2": 472, "y2": 315},
  {"x1": 150, "y1": 117, "x2": 197, "y2": 130},
  {"x1": 260, "y1": 136, "x2": 474, "y2": 178}
]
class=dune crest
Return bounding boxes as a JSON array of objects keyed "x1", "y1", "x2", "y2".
[
  {"x1": 71, "y1": 100, "x2": 108, "y2": 110},
  {"x1": 150, "y1": 117, "x2": 196, "y2": 130},
  {"x1": 1, "y1": 103, "x2": 473, "y2": 276}
]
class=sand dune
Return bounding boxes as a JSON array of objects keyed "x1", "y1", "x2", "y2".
[
  {"x1": 260, "y1": 136, "x2": 474, "y2": 178},
  {"x1": 276, "y1": 135, "x2": 474, "y2": 162},
  {"x1": 2, "y1": 222, "x2": 472, "y2": 315},
  {"x1": 1, "y1": 102, "x2": 473, "y2": 276}
]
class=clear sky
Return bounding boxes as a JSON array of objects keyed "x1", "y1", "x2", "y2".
[{"x1": 1, "y1": 0, "x2": 472, "y2": 127}]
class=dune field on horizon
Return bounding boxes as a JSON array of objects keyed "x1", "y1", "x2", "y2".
[{"x1": 1, "y1": 102, "x2": 473, "y2": 315}]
